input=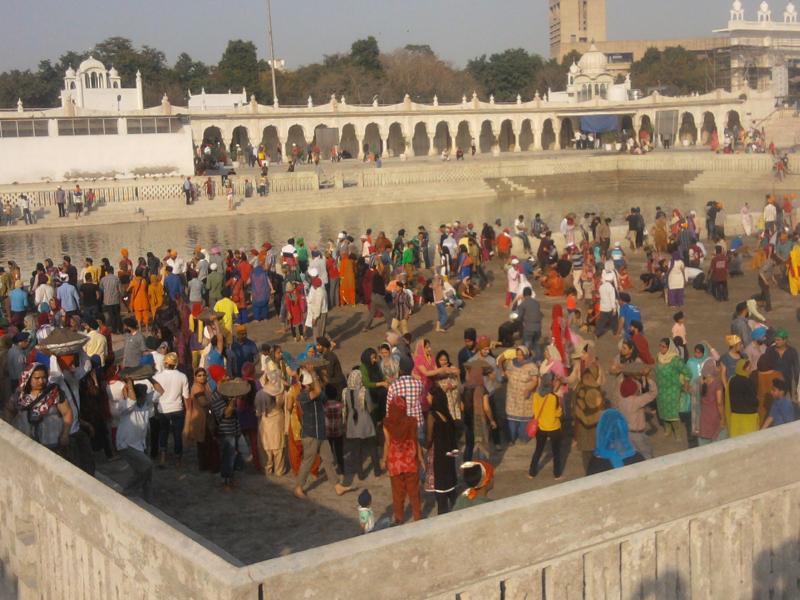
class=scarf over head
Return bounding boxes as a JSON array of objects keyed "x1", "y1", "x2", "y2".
[
  {"x1": 384, "y1": 396, "x2": 416, "y2": 442},
  {"x1": 460, "y1": 460, "x2": 494, "y2": 500},
  {"x1": 593, "y1": 409, "x2": 636, "y2": 468},
  {"x1": 16, "y1": 363, "x2": 61, "y2": 422},
  {"x1": 657, "y1": 339, "x2": 680, "y2": 365}
]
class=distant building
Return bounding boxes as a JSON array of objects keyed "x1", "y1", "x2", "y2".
[
  {"x1": 549, "y1": 44, "x2": 632, "y2": 102},
  {"x1": 187, "y1": 88, "x2": 249, "y2": 110},
  {"x1": 549, "y1": 0, "x2": 607, "y2": 58},
  {"x1": 60, "y1": 57, "x2": 144, "y2": 112}
]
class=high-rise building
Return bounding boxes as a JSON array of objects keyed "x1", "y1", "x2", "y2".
[{"x1": 549, "y1": 0, "x2": 607, "y2": 59}]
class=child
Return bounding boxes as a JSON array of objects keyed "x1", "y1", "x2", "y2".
[
  {"x1": 358, "y1": 489, "x2": 375, "y2": 533},
  {"x1": 672, "y1": 312, "x2": 687, "y2": 360},
  {"x1": 565, "y1": 288, "x2": 578, "y2": 315}
]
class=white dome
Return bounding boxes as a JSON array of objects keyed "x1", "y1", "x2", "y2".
[
  {"x1": 577, "y1": 44, "x2": 608, "y2": 74},
  {"x1": 64, "y1": 66, "x2": 76, "y2": 77},
  {"x1": 788, "y1": 2, "x2": 797, "y2": 14},
  {"x1": 760, "y1": 1, "x2": 770, "y2": 11},
  {"x1": 77, "y1": 56, "x2": 107, "y2": 73},
  {"x1": 569, "y1": 61, "x2": 579, "y2": 75},
  {"x1": 732, "y1": 0, "x2": 742, "y2": 10},
  {"x1": 108, "y1": 66, "x2": 119, "y2": 77}
]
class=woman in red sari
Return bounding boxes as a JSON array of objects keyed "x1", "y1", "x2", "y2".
[
  {"x1": 551, "y1": 304, "x2": 572, "y2": 364},
  {"x1": 339, "y1": 253, "x2": 356, "y2": 306}
]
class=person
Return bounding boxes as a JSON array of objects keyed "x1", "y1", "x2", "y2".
[
  {"x1": 99, "y1": 270, "x2": 123, "y2": 334},
  {"x1": 453, "y1": 459, "x2": 494, "y2": 511},
  {"x1": 528, "y1": 373, "x2": 564, "y2": 479},
  {"x1": 514, "y1": 287, "x2": 542, "y2": 359},
  {"x1": 153, "y1": 352, "x2": 189, "y2": 467},
  {"x1": 697, "y1": 359, "x2": 727, "y2": 445},
  {"x1": 463, "y1": 359, "x2": 496, "y2": 461},
  {"x1": 294, "y1": 369, "x2": 353, "y2": 498},
  {"x1": 595, "y1": 271, "x2": 618, "y2": 337},
  {"x1": 12, "y1": 363, "x2": 74, "y2": 452},
  {"x1": 728, "y1": 359, "x2": 759, "y2": 438},
  {"x1": 708, "y1": 246, "x2": 729, "y2": 302},
  {"x1": 761, "y1": 379, "x2": 796, "y2": 429},
  {"x1": 359, "y1": 347, "x2": 389, "y2": 424},
  {"x1": 586, "y1": 409, "x2": 646, "y2": 475},
  {"x1": 614, "y1": 375, "x2": 657, "y2": 459},
  {"x1": 386, "y1": 356, "x2": 425, "y2": 440},
  {"x1": 121, "y1": 317, "x2": 147, "y2": 369},
  {"x1": 211, "y1": 378, "x2": 245, "y2": 489},
  {"x1": 127, "y1": 271, "x2": 150, "y2": 330},
  {"x1": 357, "y1": 489, "x2": 376, "y2": 534},
  {"x1": 666, "y1": 251, "x2": 686, "y2": 307},
  {"x1": 763, "y1": 330, "x2": 799, "y2": 400},
  {"x1": 114, "y1": 377, "x2": 156, "y2": 501},
  {"x1": 184, "y1": 367, "x2": 219, "y2": 473},
  {"x1": 650, "y1": 341, "x2": 685, "y2": 427},
  {"x1": 342, "y1": 368, "x2": 380, "y2": 480},
  {"x1": 56, "y1": 185, "x2": 66, "y2": 217},
  {"x1": 502, "y1": 346, "x2": 539, "y2": 444},
  {"x1": 391, "y1": 280, "x2": 413, "y2": 334},
  {"x1": 382, "y1": 396, "x2": 423, "y2": 524},
  {"x1": 255, "y1": 371, "x2": 286, "y2": 476},
  {"x1": 573, "y1": 349, "x2": 605, "y2": 473},
  {"x1": 425, "y1": 386, "x2": 459, "y2": 514}
]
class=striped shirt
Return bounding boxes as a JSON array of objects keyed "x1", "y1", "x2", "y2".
[{"x1": 211, "y1": 392, "x2": 240, "y2": 437}]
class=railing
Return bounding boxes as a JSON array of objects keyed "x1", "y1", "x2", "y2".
[{"x1": 3, "y1": 418, "x2": 800, "y2": 599}]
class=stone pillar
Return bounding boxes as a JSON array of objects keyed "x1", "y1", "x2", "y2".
[
  {"x1": 118, "y1": 117, "x2": 127, "y2": 135},
  {"x1": 449, "y1": 124, "x2": 458, "y2": 154},
  {"x1": 554, "y1": 118, "x2": 562, "y2": 151},
  {"x1": 512, "y1": 122, "x2": 521, "y2": 152},
  {"x1": 383, "y1": 135, "x2": 391, "y2": 158},
  {"x1": 427, "y1": 132, "x2": 437, "y2": 156},
  {"x1": 532, "y1": 120, "x2": 542, "y2": 152},
  {"x1": 277, "y1": 131, "x2": 287, "y2": 159},
  {"x1": 355, "y1": 135, "x2": 363, "y2": 160}
]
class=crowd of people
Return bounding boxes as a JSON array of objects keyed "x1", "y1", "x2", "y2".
[{"x1": 1, "y1": 192, "x2": 799, "y2": 531}]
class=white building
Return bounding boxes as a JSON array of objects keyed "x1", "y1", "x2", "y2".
[
  {"x1": 60, "y1": 57, "x2": 144, "y2": 112},
  {"x1": 187, "y1": 88, "x2": 249, "y2": 110},
  {"x1": 548, "y1": 44, "x2": 631, "y2": 103}
]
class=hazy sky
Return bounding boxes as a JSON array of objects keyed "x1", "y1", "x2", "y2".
[{"x1": 1, "y1": 0, "x2": 739, "y2": 72}]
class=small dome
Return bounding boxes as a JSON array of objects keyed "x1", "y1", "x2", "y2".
[
  {"x1": 65, "y1": 66, "x2": 76, "y2": 77},
  {"x1": 77, "y1": 55, "x2": 107, "y2": 73},
  {"x1": 569, "y1": 61, "x2": 580, "y2": 75},
  {"x1": 732, "y1": 0, "x2": 742, "y2": 9},
  {"x1": 760, "y1": 1, "x2": 770, "y2": 11},
  {"x1": 578, "y1": 44, "x2": 608, "y2": 74},
  {"x1": 108, "y1": 66, "x2": 119, "y2": 77},
  {"x1": 787, "y1": 2, "x2": 797, "y2": 14}
]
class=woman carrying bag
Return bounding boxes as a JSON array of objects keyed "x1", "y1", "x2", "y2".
[{"x1": 528, "y1": 373, "x2": 564, "y2": 479}]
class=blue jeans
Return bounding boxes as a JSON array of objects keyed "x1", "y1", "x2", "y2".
[
  {"x1": 158, "y1": 411, "x2": 185, "y2": 456},
  {"x1": 237, "y1": 309, "x2": 249, "y2": 324},
  {"x1": 506, "y1": 418, "x2": 531, "y2": 444},
  {"x1": 219, "y1": 435, "x2": 237, "y2": 481},
  {"x1": 436, "y1": 302, "x2": 447, "y2": 328},
  {"x1": 252, "y1": 301, "x2": 269, "y2": 321}
]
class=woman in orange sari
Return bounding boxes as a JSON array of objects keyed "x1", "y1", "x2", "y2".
[
  {"x1": 285, "y1": 376, "x2": 320, "y2": 476},
  {"x1": 127, "y1": 272, "x2": 150, "y2": 328},
  {"x1": 542, "y1": 267, "x2": 565, "y2": 297},
  {"x1": 339, "y1": 253, "x2": 356, "y2": 306},
  {"x1": 148, "y1": 275, "x2": 164, "y2": 320}
]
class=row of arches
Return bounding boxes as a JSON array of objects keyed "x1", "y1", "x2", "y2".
[{"x1": 199, "y1": 109, "x2": 743, "y2": 158}]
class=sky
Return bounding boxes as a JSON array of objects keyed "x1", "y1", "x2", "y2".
[{"x1": 0, "y1": 0, "x2": 739, "y2": 72}]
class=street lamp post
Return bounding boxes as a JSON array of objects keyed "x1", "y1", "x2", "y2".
[{"x1": 267, "y1": 0, "x2": 278, "y2": 105}]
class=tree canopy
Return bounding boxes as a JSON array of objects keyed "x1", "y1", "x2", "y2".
[{"x1": 0, "y1": 36, "x2": 727, "y2": 109}]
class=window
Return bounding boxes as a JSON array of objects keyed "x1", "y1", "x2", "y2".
[
  {"x1": 0, "y1": 119, "x2": 50, "y2": 138},
  {"x1": 126, "y1": 116, "x2": 184, "y2": 134},
  {"x1": 56, "y1": 118, "x2": 118, "y2": 136}
]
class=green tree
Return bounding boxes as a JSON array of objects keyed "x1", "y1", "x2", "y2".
[
  {"x1": 350, "y1": 36, "x2": 382, "y2": 73},
  {"x1": 466, "y1": 49, "x2": 543, "y2": 101},
  {"x1": 217, "y1": 40, "x2": 259, "y2": 94},
  {"x1": 630, "y1": 46, "x2": 708, "y2": 94},
  {"x1": 404, "y1": 44, "x2": 434, "y2": 56},
  {"x1": 173, "y1": 52, "x2": 210, "y2": 92}
]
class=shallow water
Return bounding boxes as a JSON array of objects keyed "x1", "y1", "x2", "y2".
[{"x1": 1, "y1": 188, "x2": 760, "y2": 275}]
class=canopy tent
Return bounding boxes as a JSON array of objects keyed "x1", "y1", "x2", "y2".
[{"x1": 579, "y1": 115, "x2": 620, "y2": 133}]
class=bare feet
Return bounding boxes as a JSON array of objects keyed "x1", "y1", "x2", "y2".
[
  {"x1": 335, "y1": 483, "x2": 354, "y2": 496},
  {"x1": 293, "y1": 486, "x2": 307, "y2": 499}
]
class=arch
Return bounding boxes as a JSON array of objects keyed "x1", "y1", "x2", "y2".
[
  {"x1": 339, "y1": 123, "x2": 358, "y2": 159},
  {"x1": 285, "y1": 124, "x2": 307, "y2": 158},
  {"x1": 433, "y1": 121, "x2": 451, "y2": 154},
  {"x1": 202, "y1": 126, "x2": 223, "y2": 147},
  {"x1": 620, "y1": 115, "x2": 634, "y2": 135},
  {"x1": 411, "y1": 122, "x2": 430, "y2": 157},
  {"x1": 541, "y1": 119, "x2": 556, "y2": 150},
  {"x1": 112, "y1": 81, "x2": 119, "y2": 89},
  {"x1": 363, "y1": 123, "x2": 382, "y2": 157},
  {"x1": 700, "y1": 112, "x2": 717, "y2": 145},
  {"x1": 261, "y1": 125, "x2": 280, "y2": 158},
  {"x1": 229, "y1": 125, "x2": 250, "y2": 158},
  {"x1": 70, "y1": 81, "x2": 76, "y2": 90},
  {"x1": 454, "y1": 121, "x2": 472, "y2": 153},
  {"x1": 559, "y1": 118, "x2": 575, "y2": 150},
  {"x1": 638, "y1": 115, "x2": 654, "y2": 145},
  {"x1": 679, "y1": 112, "x2": 698, "y2": 146},
  {"x1": 518, "y1": 119, "x2": 534, "y2": 151},
  {"x1": 498, "y1": 119, "x2": 516, "y2": 152},
  {"x1": 478, "y1": 120, "x2": 496, "y2": 154},
  {"x1": 387, "y1": 122, "x2": 406, "y2": 157}
]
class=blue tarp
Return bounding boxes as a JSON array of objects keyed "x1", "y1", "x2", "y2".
[{"x1": 579, "y1": 115, "x2": 620, "y2": 133}]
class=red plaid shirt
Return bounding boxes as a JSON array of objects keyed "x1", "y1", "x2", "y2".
[
  {"x1": 387, "y1": 376, "x2": 425, "y2": 429},
  {"x1": 324, "y1": 400, "x2": 345, "y2": 438}
]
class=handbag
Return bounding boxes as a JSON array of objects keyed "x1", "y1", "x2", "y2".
[{"x1": 526, "y1": 393, "x2": 552, "y2": 438}]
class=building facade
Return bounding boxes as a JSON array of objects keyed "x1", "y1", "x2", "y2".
[
  {"x1": 60, "y1": 56, "x2": 144, "y2": 113},
  {"x1": 549, "y1": 0, "x2": 607, "y2": 59}
]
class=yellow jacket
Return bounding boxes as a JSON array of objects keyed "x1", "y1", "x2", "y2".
[{"x1": 532, "y1": 392, "x2": 562, "y2": 432}]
